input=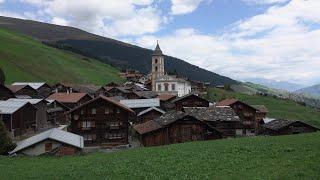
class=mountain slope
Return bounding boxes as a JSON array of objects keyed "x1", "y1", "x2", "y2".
[
  {"x1": 244, "y1": 78, "x2": 305, "y2": 92},
  {"x1": 0, "y1": 28, "x2": 123, "y2": 85},
  {"x1": 0, "y1": 16, "x2": 237, "y2": 86},
  {"x1": 295, "y1": 84, "x2": 320, "y2": 97},
  {"x1": 1, "y1": 132, "x2": 320, "y2": 179}
]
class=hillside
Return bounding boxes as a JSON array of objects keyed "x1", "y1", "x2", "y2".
[
  {"x1": 206, "y1": 88, "x2": 320, "y2": 127},
  {"x1": 295, "y1": 84, "x2": 320, "y2": 97},
  {"x1": 0, "y1": 28, "x2": 123, "y2": 85},
  {"x1": 244, "y1": 78, "x2": 305, "y2": 92},
  {"x1": 0, "y1": 16, "x2": 237, "y2": 86},
  {"x1": 1, "y1": 132, "x2": 319, "y2": 179}
]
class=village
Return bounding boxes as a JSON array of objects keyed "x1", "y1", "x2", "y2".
[{"x1": 0, "y1": 43, "x2": 319, "y2": 156}]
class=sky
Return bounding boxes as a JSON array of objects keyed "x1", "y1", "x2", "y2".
[{"x1": 0, "y1": 0, "x2": 319, "y2": 86}]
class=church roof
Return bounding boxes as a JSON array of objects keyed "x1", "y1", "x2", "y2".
[{"x1": 153, "y1": 41, "x2": 163, "y2": 56}]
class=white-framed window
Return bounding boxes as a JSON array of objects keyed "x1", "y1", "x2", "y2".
[
  {"x1": 92, "y1": 108, "x2": 96, "y2": 114},
  {"x1": 82, "y1": 121, "x2": 95, "y2": 128},
  {"x1": 172, "y1": 84, "x2": 176, "y2": 91}
]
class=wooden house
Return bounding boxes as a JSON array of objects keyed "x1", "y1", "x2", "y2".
[
  {"x1": 136, "y1": 107, "x2": 165, "y2": 124},
  {"x1": 133, "y1": 111, "x2": 222, "y2": 147},
  {"x1": 0, "y1": 84, "x2": 15, "y2": 100},
  {"x1": 12, "y1": 82, "x2": 51, "y2": 98},
  {"x1": 0, "y1": 100, "x2": 37, "y2": 137},
  {"x1": 217, "y1": 98, "x2": 268, "y2": 135},
  {"x1": 262, "y1": 119, "x2": 319, "y2": 136},
  {"x1": 7, "y1": 84, "x2": 39, "y2": 98},
  {"x1": 47, "y1": 100, "x2": 70, "y2": 125},
  {"x1": 184, "y1": 106, "x2": 241, "y2": 137},
  {"x1": 9, "y1": 128, "x2": 83, "y2": 156},
  {"x1": 7, "y1": 99, "x2": 49, "y2": 131},
  {"x1": 172, "y1": 94, "x2": 209, "y2": 111},
  {"x1": 69, "y1": 96, "x2": 134, "y2": 147},
  {"x1": 47, "y1": 93, "x2": 93, "y2": 109},
  {"x1": 51, "y1": 82, "x2": 79, "y2": 94},
  {"x1": 106, "y1": 87, "x2": 140, "y2": 99},
  {"x1": 157, "y1": 94, "x2": 177, "y2": 111},
  {"x1": 52, "y1": 83, "x2": 101, "y2": 97}
]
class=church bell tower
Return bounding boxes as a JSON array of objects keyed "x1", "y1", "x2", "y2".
[{"x1": 151, "y1": 41, "x2": 165, "y2": 91}]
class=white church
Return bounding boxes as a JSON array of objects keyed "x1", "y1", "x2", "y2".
[{"x1": 151, "y1": 42, "x2": 191, "y2": 97}]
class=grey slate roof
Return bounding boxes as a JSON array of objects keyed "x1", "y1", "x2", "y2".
[
  {"x1": 153, "y1": 111, "x2": 187, "y2": 126},
  {"x1": 12, "y1": 82, "x2": 47, "y2": 90},
  {"x1": 7, "y1": 98, "x2": 48, "y2": 105},
  {"x1": 184, "y1": 106, "x2": 240, "y2": 122},
  {"x1": 262, "y1": 119, "x2": 297, "y2": 131},
  {"x1": 172, "y1": 94, "x2": 207, "y2": 103},
  {"x1": 120, "y1": 98, "x2": 160, "y2": 109},
  {"x1": 0, "y1": 100, "x2": 33, "y2": 114},
  {"x1": 137, "y1": 107, "x2": 165, "y2": 117},
  {"x1": 134, "y1": 91, "x2": 158, "y2": 99},
  {"x1": 10, "y1": 128, "x2": 84, "y2": 154}
]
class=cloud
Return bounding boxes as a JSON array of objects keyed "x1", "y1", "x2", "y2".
[
  {"x1": 0, "y1": 0, "x2": 5, "y2": 4},
  {"x1": 170, "y1": 0, "x2": 206, "y2": 15},
  {"x1": 135, "y1": 0, "x2": 320, "y2": 85},
  {"x1": 243, "y1": 0, "x2": 290, "y2": 5},
  {"x1": 19, "y1": 0, "x2": 162, "y2": 37}
]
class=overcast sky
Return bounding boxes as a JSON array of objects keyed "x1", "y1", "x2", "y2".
[{"x1": 0, "y1": 0, "x2": 319, "y2": 85}]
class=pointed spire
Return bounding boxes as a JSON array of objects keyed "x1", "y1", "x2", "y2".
[{"x1": 153, "y1": 40, "x2": 163, "y2": 56}]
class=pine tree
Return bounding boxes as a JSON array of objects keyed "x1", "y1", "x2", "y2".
[
  {"x1": 0, "y1": 67, "x2": 5, "y2": 85},
  {"x1": 0, "y1": 119, "x2": 15, "y2": 155}
]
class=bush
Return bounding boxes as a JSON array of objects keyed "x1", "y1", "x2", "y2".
[{"x1": 0, "y1": 120, "x2": 15, "y2": 155}]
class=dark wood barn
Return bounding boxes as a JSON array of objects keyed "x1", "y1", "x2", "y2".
[
  {"x1": 11, "y1": 82, "x2": 51, "y2": 98},
  {"x1": 217, "y1": 99, "x2": 268, "y2": 136},
  {"x1": 136, "y1": 107, "x2": 165, "y2": 124},
  {"x1": 47, "y1": 100, "x2": 70, "y2": 125},
  {"x1": 7, "y1": 85, "x2": 39, "y2": 98},
  {"x1": 106, "y1": 87, "x2": 140, "y2": 99},
  {"x1": 69, "y1": 96, "x2": 134, "y2": 147},
  {"x1": 184, "y1": 106, "x2": 241, "y2": 137},
  {"x1": 47, "y1": 93, "x2": 93, "y2": 109},
  {"x1": 0, "y1": 101, "x2": 37, "y2": 137},
  {"x1": 262, "y1": 119, "x2": 319, "y2": 136},
  {"x1": 157, "y1": 94, "x2": 177, "y2": 111},
  {"x1": 134, "y1": 111, "x2": 222, "y2": 147},
  {"x1": 172, "y1": 94, "x2": 209, "y2": 111},
  {"x1": 0, "y1": 84, "x2": 15, "y2": 100}
]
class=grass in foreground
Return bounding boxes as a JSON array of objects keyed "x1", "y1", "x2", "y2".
[
  {"x1": 0, "y1": 28, "x2": 123, "y2": 85},
  {"x1": 207, "y1": 88, "x2": 320, "y2": 127},
  {"x1": 0, "y1": 133, "x2": 320, "y2": 179}
]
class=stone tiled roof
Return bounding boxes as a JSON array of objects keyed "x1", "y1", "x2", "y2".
[
  {"x1": 262, "y1": 119, "x2": 297, "y2": 131},
  {"x1": 184, "y1": 106, "x2": 240, "y2": 122},
  {"x1": 252, "y1": 105, "x2": 269, "y2": 113},
  {"x1": 47, "y1": 93, "x2": 91, "y2": 103},
  {"x1": 171, "y1": 94, "x2": 207, "y2": 103}
]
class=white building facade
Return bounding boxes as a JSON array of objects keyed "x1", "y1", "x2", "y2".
[{"x1": 155, "y1": 75, "x2": 191, "y2": 97}]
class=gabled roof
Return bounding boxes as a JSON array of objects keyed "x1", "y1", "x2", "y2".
[
  {"x1": 7, "y1": 98, "x2": 48, "y2": 105},
  {"x1": 137, "y1": 107, "x2": 165, "y2": 117},
  {"x1": 47, "y1": 93, "x2": 91, "y2": 103},
  {"x1": 262, "y1": 119, "x2": 319, "y2": 131},
  {"x1": 133, "y1": 120, "x2": 162, "y2": 134},
  {"x1": 0, "y1": 100, "x2": 36, "y2": 114},
  {"x1": 172, "y1": 94, "x2": 208, "y2": 103},
  {"x1": 10, "y1": 128, "x2": 84, "y2": 154},
  {"x1": 12, "y1": 82, "x2": 49, "y2": 90},
  {"x1": 252, "y1": 105, "x2": 269, "y2": 113},
  {"x1": 7, "y1": 85, "x2": 35, "y2": 93},
  {"x1": 70, "y1": 95, "x2": 134, "y2": 114},
  {"x1": 157, "y1": 94, "x2": 177, "y2": 101},
  {"x1": 107, "y1": 87, "x2": 131, "y2": 93},
  {"x1": 120, "y1": 98, "x2": 160, "y2": 109},
  {"x1": 216, "y1": 98, "x2": 239, "y2": 106},
  {"x1": 184, "y1": 106, "x2": 240, "y2": 122},
  {"x1": 134, "y1": 91, "x2": 158, "y2": 99}
]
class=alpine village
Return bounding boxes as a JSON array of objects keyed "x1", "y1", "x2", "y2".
[{"x1": 1, "y1": 42, "x2": 319, "y2": 158}]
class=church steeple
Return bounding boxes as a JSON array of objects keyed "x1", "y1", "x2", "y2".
[{"x1": 153, "y1": 40, "x2": 163, "y2": 56}]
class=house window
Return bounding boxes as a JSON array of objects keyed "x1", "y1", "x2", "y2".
[
  {"x1": 92, "y1": 108, "x2": 96, "y2": 114},
  {"x1": 164, "y1": 83, "x2": 169, "y2": 91},
  {"x1": 83, "y1": 134, "x2": 96, "y2": 141},
  {"x1": 45, "y1": 143, "x2": 52, "y2": 152},
  {"x1": 106, "y1": 133, "x2": 123, "y2": 139},
  {"x1": 80, "y1": 109, "x2": 84, "y2": 115},
  {"x1": 172, "y1": 84, "x2": 176, "y2": 91},
  {"x1": 158, "y1": 84, "x2": 161, "y2": 91},
  {"x1": 105, "y1": 107, "x2": 110, "y2": 114},
  {"x1": 116, "y1": 109, "x2": 120, "y2": 114},
  {"x1": 82, "y1": 121, "x2": 95, "y2": 128}
]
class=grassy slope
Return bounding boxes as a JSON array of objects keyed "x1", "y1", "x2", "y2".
[
  {"x1": 1, "y1": 132, "x2": 319, "y2": 179},
  {"x1": 0, "y1": 28, "x2": 123, "y2": 85},
  {"x1": 207, "y1": 88, "x2": 320, "y2": 127}
]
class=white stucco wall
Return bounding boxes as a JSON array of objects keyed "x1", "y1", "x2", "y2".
[
  {"x1": 156, "y1": 81, "x2": 191, "y2": 97},
  {"x1": 21, "y1": 139, "x2": 61, "y2": 156}
]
